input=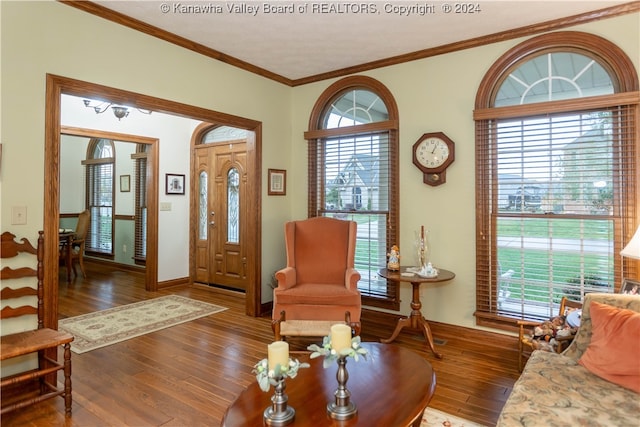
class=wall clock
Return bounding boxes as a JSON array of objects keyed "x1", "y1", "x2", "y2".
[{"x1": 412, "y1": 132, "x2": 455, "y2": 186}]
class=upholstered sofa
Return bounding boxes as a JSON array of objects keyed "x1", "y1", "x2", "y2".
[{"x1": 497, "y1": 293, "x2": 640, "y2": 426}]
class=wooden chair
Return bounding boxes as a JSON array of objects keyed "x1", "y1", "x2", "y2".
[
  {"x1": 60, "y1": 209, "x2": 90, "y2": 279},
  {"x1": 1, "y1": 231, "x2": 74, "y2": 415},
  {"x1": 517, "y1": 296, "x2": 582, "y2": 371}
]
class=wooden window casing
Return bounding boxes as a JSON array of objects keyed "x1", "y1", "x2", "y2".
[
  {"x1": 83, "y1": 138, "x2": 115, "y2": 258},
  {"x1": 305, "y1": 76, "x2": 400, "y2": 310},
  {"x1": 474, "y1": 32, "x2": 639, "y2": 330},
  {"x1": 132, "y1": 144, "x2": 149, "y2": 264}
]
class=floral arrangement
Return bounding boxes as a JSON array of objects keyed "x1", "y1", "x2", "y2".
[
  {"x1": 307, "y1": 335, "x2": 369, "y2": 368},
  {"x1": 253, "y1": 358, "x2": 309, "y2": 392}
]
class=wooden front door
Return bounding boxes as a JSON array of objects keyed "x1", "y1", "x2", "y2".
[{"x1": 195, "y1": 140, "x2": 249, "y2": 291}]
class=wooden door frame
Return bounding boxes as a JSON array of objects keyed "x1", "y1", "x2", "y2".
[
  {"x1": 60, "y1": 125, "x2": 159, "y2": 281},
  {"x1": 192, "y1": 136, "x2": 251, "y2": 291},
  {"x1": 44, "y1": 74, "x2": 263, "y2": 330}
]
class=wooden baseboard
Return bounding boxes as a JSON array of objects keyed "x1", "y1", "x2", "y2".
[
  {"x1": 158, "y1": 277, "x2": 190, "y2": 289},
  {"x1": 254, "y1": 303, "x2": 518, "y2": 350},
  {"x1": 85, "y1": 258, "x2": 145, "y2": 274},
  {"x1": 362, "y1": 307, "x2": 519, "y2": 349},
  {"x1": 260, "y1": 301, "x2": 273, "y2": 318},
  {"x1": 192, "y1": 282, "x2": 518, "y2": 350}
]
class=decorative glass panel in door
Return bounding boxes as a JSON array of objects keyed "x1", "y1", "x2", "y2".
[{"x1": 227, "y1": 168, "x2": 239, "y2": 244}]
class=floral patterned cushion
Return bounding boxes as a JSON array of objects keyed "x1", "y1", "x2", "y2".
[
  {"x1": 498, "y1": 293, "x2": 640, "y2": 427},
  {"x1": 497, "y1": 351, "x2": 639, "y2": 426}
]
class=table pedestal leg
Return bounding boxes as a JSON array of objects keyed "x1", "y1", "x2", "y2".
[
  {"x1": 415, "y1": 314, "x2": 442, "y2": 359},
  {"x1": 380, "y1": 316, "x2": 411, "y2": 344},
  {"x1": 380, "y1": 281, "x2": 443, "y2": 359}
]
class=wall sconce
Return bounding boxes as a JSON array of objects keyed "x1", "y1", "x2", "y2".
[{"x1": 83, "y1": 99, "x2": 152, "y2": 121}]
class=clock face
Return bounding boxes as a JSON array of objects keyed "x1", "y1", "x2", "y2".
[
  {"x1": 415, "y1": 137, "x2": 450, "y2": 168},
  {"x1": 412, "y1": 132, "x2": 455, "y2": 186}
]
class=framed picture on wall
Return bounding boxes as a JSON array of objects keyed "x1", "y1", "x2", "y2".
[
  {"x1": 166, "y1": 173, "x2": 185, "y2": 195},
  {"x1": 268, "y1": 169, "x2": 286, "y2": 196},
  {"x1": 120, "y1": 175, "x2": 130, "y2": 192}
]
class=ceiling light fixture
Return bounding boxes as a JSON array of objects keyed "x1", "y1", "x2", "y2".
[{"x1": 83, "y1": 99, "x2": 152, "y2": 121}]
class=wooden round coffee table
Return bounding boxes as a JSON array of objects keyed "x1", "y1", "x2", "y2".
[{"x1": 221, "y1": 343, "x2": 436, "y2": 426}]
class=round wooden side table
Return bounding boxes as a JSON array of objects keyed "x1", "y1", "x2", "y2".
[{"x1": 378, "y1": 267, "x2": 455, "y2": 359}]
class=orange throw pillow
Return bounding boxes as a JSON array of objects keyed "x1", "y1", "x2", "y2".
[{"x1": 578, "y1": 301, "x2": 640, "y2": 393}]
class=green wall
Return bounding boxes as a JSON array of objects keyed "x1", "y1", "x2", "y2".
[{"x1": 2, "y1": 1, "x2": 638, "y2": 330}]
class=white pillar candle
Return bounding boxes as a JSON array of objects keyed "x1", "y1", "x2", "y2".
[
  {"x1": 330, "y1": 324, "x2": 352, "y2": 353},
  {"x1": 267, "y1": 341, "x2": 289, "y2": 371}
]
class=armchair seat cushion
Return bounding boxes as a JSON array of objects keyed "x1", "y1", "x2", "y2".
[
  {"x1": 273, "y1": 304, "x2": 361, "y2": 323},
  {"x1": 274, "y1": 283, "x2": 361, "y2": 306}
]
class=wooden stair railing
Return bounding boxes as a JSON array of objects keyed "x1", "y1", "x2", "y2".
[{"x1": 1, "y1": 231, "x2": 74, "y2": 415}]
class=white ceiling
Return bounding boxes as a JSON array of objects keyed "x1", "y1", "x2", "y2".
[{"x1": 92, "y1": 1, "x2": 630, "y2": 81}]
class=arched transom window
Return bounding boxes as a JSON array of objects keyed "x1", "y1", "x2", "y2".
[{"x1": 494, "y1": 51, "x2": 615, "y2": 106}]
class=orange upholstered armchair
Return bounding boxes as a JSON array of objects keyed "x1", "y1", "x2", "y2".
[{"x1": 271, "y1": 217, "x2": 362, "y2": 339}]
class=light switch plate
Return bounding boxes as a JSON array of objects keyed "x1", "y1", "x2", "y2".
[
  {"x1": 160, "y1": 202, "x2": 172, "y2": 211},
  {"x1": 11, "y1": 206, "x2": 27, "y2": 224}
]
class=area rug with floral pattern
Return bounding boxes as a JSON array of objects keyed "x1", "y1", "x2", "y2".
[
  {"x1": 59, "y1": 295, "x2": 227, "y2": 353},
  {"x1": 422, "y1": 407, "x2": 486, "y2": 427}
]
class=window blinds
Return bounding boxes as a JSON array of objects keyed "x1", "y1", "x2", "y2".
[
  {"x1": 132, "y1": 152, "x2": 148, "y2": 263},
  {"x1": 309, "y1": 130, "x2": 399, "y2": 308},
  {"x1": 475, "y1": 103, "x2": 636, "y2": 323},
  {"x1": 83, "y1": 159, "x2": 114, "y2": 255}
]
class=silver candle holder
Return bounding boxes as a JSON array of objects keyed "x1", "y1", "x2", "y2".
[
  {"x1": 253, "y1": 356, "x2": 308, "y2": 426},
  {"x1": 263, "y1": 375, "x2": 295, "y2": 426},
  {"x1": 326, "y1": 355, "x2": 357, "y2": 420},
  {"x1": 308, "y1": 334, "x2": 368, "y2": 421}
]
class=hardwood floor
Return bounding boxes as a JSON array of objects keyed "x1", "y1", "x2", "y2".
[{"x1": 1, "y1": 262, "x2": 521, "y2": 426}]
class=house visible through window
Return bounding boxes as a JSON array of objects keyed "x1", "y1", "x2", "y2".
[
  {"x1": 83, "y1": 138, "x2": 115, "y2": 256},
  {"x1": 474, "y1": 33, "x2": 638, "y2": 327},
  {"x1": 306, "y1": 76, "x2": 400, "y2": 310}
]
